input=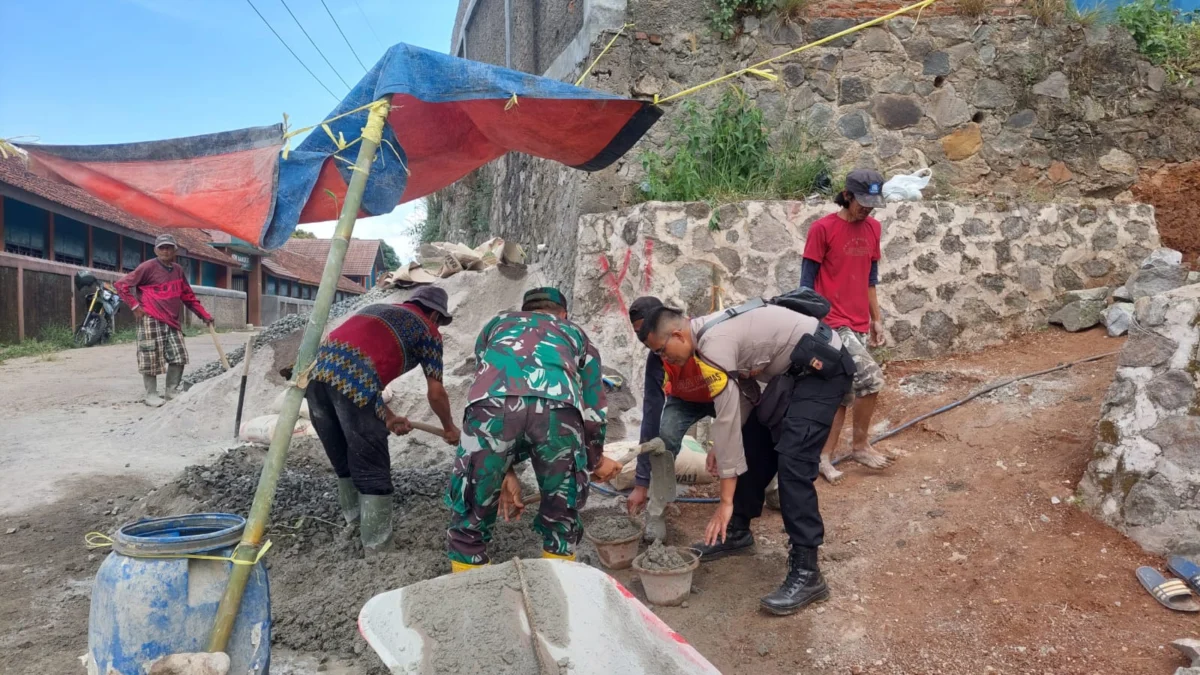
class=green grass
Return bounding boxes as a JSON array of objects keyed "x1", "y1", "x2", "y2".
[
  {"x1": 0, "y1": 322, "x2": 142, "y2": 364},
  {"x1": 1116, "y1": 0, "x2": 1200, "y2": 82},
  {"x1": 638, "y1": 87, "x2": 832, "y2": 220}
]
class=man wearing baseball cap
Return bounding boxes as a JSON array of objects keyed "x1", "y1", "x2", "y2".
[
  {"x1": 800, "y1": 169, "x2": 895, "y2": 484},
  {"x1": 445, "y1": 287, "x2": 621, "y2": 571},
  {"x1": 114, "y1": 233, "x2": 214, "y2": 407},
  {"x1": 306, "y1": 285, "x2": 460, "y2": 556}
]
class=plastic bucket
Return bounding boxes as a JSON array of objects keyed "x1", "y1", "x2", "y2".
[
  {"x1": 583, "y1": 519, "x2": 645, "y2": 570},
  {"x1": 89, "y1": 513, "x2": 270, "y2": 675},
  {"x1": 632, "y1": 547, "x2": 700, "y2": 606}
]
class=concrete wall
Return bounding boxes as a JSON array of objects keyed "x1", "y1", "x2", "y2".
[
  {"x1": 1079, "y1": 284, "x2": 1200, "y2": 554},
  {"x1": 181, "y1": 286, "x2": 248, "y2": 332},
  {"x1": 570, "y1": 199, "x2": 1158, "y2": 401},
  {"x1": 260, "y1": 294, "x2": 314, "y2": 327}
]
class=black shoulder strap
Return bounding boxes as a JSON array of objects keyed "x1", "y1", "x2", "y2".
[{"x1": 696, "y1": 297, "x2": 766, "y2": 342}]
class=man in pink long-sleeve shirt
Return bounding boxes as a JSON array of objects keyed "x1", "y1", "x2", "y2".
[{"x1": 114, "y1": 234, "x2": 213, "y2": 407}]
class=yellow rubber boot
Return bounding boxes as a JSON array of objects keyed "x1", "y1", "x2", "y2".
[
  {"x1": 450, "y1": 560, "x2": 486, "y2": 574},
  {"x1": 542, "y1": 550, "x2": 576, "y2": 562}
]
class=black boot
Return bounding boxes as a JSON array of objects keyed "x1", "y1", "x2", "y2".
[
  {"x1": 692, "y1": 521, "x2": 755, "y2": 562},
  {"x1": 760, "y1": 546, "x2": 828, "y2": 615}
]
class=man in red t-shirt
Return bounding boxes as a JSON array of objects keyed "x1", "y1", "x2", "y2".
[{"x1": 800, "y1": 169, "x2": 895, "y2": 484}]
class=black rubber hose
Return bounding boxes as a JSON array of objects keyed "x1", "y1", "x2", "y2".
[{"x1": 592, "y1": 350, "x2": 1119, "y2": 503}]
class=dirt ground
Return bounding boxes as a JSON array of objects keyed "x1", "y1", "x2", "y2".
[
  {"x1": 2, "y1": 327, "x2": 1199, "y2": 674},
  {"x1": 1133, "y1": 161, "x2": 1200, "y2": 263},
  {"x1": 0, "y1": 329, "x2": 257, "y2": 515}
]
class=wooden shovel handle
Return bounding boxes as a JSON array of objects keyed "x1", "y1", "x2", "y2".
[{"x1": 208, "y1": 324, "x2": 231, "y2": 370}]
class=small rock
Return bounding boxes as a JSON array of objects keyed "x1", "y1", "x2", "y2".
[
  {"x1": 1101, "y1": 303, "x2": 1134, "y2": 337},
  {"x1": 743, "y1": 16, "x2": 760, "y2": 33},
  {"x1": 950, "y1": 551, "x2": 968, "y2": 562},
  {"x1": 1172, "y1": 638, "x2": 1200, "y2": 667},
  {"x1": 1048, "y1": 161, "x2": 1073, "y2": 184},
  {"x1": 1111, "y1": 285, "x2": 1133, "y2": 302},
  {"x1": 1064, "y1": 287, "x2": 1111, "y2": 303},
  {"x1": 4, "y1": 528, "x2": 15, "y2": 535},
  {"x1": 1098, "y1": 148, "x2": 1137, "y2": 176},
  {"x1": 1141, "y1": 247, "x2": 1184, "y2": 268},
  {"x1": 648, "y1": 34, "x2": 663, "y2": 46},
  {"x1": 1032, "y1": 71, "x2": 1070, "y2": 100},
  {"x1": 1051, "y1": 496, "x2": 1061, "y2": 505},
  {"x1": 941, "y1": 123, "x2": 983, "y2": 160},
  {"x1": 757, "y1": 644, "x2": 770, "y2": 657},
  {"x1": 1048, "y1": 300, "x2": 1105, "y2": 332},
  {"x1": 1040, "y1": 514, "x2": 1051, "y2": 523},
  {"x1": 632, "y1": 74, "x2": 663, "y2": 97},
  {"x1": 680, "y1": 601, "x2": 689, "y2": 608}
]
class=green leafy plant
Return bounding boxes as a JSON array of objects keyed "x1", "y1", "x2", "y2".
[
  {"x1": 639, "y1": 87, "x2": 831, "y2": 211},
  {"x1": 1117, "y1": 0, "x2": 1200, "y2": 82},
  {"x1": 408, "y1": 191, "x2": 445, "y2": 245},
  {"x1": 710, "y1": 0, "x2": 769, "y2": 39}
]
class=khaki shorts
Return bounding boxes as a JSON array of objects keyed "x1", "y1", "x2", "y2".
[{"x1": 838, "y1": 327, "x2": 884, "y2": 407}]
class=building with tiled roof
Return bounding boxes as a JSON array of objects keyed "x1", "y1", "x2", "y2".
[
  {"x1": 0, "y1": 157, "x2": 365, "y2": 341},
  {"x1": 283, "y1": 238, "x2": 387, "y2": 288}
]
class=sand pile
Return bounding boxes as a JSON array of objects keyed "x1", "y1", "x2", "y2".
[{"x1": 137, "y1": 448, "x2": 545, "y2": 667}]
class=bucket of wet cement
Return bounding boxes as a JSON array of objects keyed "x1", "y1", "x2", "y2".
[
  {"x1": 582, "y1": 515, "x2": 644, "y2": 570},
  {"x1": 631, "y1": 542, "x2": 699, "y2": 607}
]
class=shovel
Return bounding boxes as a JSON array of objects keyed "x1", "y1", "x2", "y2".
[{"x1": 207, "y1": 324, "x2": 231, "y2": 371}]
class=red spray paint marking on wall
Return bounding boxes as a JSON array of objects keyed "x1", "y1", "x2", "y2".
[
  {"x1": 642, "y1": 239, "x2": 654, "y2": 291},
  {"x1": 598, "y1": 249, "x2": 631, "y2": 315}
]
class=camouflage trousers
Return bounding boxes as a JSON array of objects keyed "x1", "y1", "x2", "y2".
[
  {"x1": 837, "y1": 327, "x2": 885, "y2": 406},
  {"x1": 445, "y1": 396, "x2": 590, "y2": 565}
]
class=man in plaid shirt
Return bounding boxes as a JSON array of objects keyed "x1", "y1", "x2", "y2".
[{"x1": 114, "y1": 234, "x2": 213, "y2": 407}]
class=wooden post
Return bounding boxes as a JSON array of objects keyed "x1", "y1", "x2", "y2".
[
  {"x1": 15, "y1": 261, "x2": 23, "y2": 342},
  {"x1": 85, "y1": 224, "x2": 93, "y2": 267},
  {"x1": 247, "y1": 255, "x2": 262, "y2": 326},
  {"x1": 207, "y1": 97, "x2": 392, "y2": 653},
  {"x1": 46, "y1": 212, "x2": 55, "y2": 261}
]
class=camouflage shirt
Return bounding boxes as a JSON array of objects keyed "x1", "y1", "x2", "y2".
[{"x1": 468, "y1": 311, "x2": 607, "y2": 467}]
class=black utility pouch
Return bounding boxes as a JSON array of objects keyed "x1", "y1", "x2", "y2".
[{"x1": 789, "y1": 326, "x2": 843, "y2": 380}]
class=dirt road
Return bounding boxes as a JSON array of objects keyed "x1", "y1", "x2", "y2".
[
  {"x1": 0, "y1": 330, "x2": 255, "y2": 515},
  {"x1": 2, "y1": 327, "x2": 1199, "y2": 674}
]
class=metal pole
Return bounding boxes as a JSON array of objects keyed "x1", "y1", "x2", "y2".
[
  {"x1": 504, "y1": 0, "x2": 512, "y2": 69},
  {"x1": 207, "y1": 97, "x2": 392, "y2": 653}
]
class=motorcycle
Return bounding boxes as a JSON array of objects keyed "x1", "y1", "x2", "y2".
[{"x1": 74, "y1": 270, "x2": 122, "y2": 347}]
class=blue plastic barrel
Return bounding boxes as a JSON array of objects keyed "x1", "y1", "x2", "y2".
[{"x1": 88, "y1": 513, "x2": 271, "y2": 674}]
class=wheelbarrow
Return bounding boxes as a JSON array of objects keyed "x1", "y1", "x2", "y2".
[{"x1": 358, "y1": 558, "x2": 721, "y2": 674}]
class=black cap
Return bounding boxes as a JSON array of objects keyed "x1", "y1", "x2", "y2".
[{"x1": 844, "y1": 169, "x2": 886, "y2": 209}]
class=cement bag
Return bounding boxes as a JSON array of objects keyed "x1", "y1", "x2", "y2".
[
  {"x1": 882, "y1": 168, "x2": 932, "y2": 202},
  {"x1": 239, "y1": 414, "x2": 314, "y2": 444},
  {"x1": 675, "y1": 436, "x2": 716, "y2": 485},
  {"x1": 269, "y1": 389, "x2": 310, "y2": 419}
]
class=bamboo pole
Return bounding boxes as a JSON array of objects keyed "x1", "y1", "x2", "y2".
[{"x1": 207, "y1": 97, "x2": 391, "y2": 653}]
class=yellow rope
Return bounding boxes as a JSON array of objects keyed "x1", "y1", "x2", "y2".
[
  {"x1": 85, "y1": 532, "x2": 273, "y2": 566},
  {"x1": 655, "y1": 0, "x2": 938, "y2": 105},
  {"x1": 575, "y1": 23, "x2": 634, "y2": 87}
]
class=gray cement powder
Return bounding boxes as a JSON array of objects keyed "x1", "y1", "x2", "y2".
[
  {"x1": 400, "y1": 560, "x2": 570, "y2": 675},
  {"x1": 639, "y1": 540, "x2": 690, "y2": 571},
  {"x1": 585, "y1": 515, "x2": 642, "y2": 542}
]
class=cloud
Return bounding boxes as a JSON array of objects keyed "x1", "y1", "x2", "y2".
[{"x1": 297, "y1": 200, "x2": 422, "y2": 264}]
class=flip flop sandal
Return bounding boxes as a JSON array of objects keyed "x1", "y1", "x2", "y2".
[
  {"x1": 1136, "y1": 566, "x2": 1200, "y2": 612},
  {"x1": 1167, "y1": 556, "x2": 1200, "y2": 595}
]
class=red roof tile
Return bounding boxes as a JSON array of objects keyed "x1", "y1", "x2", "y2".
[
  {"x1": 283, "y1": 238, "x2": 383, "y2": 277},
  {"x1": 0, "y1": 158, "x2": 237, "y2": 267},
  {"x1": 263, "y1": 246, "x2": 366, "y2": 294}
]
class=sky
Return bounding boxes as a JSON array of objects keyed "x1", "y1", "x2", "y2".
[{"x1": 0, "y1": 0, "x2": 458, "y2": 260}]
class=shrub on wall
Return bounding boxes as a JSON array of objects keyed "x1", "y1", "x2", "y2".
[
  {"x1": 639, "y1": 87, "x2": 831, "y2": 210},
  {"x1": 1117, "y1": 0, "x2": 1200, "y2": 82}
]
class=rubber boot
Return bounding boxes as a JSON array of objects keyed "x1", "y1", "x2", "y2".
[
  {"x1": 691, "y1": 519, "x2": 755, "y2": 562},
  {"x1": 358, "y1": 494, "x2": 393, "y2": 557},
  {"x1": 143, "y1": 375, "x2": 164, "y2": 408},
  {"x1": 163, "y1": 365, "x2": 184, "y2": 401},
  {"x1": 450, "y1": 560, "x2": 486, "y2": 574},
  {"x1": 542, "y1": 550, "x2": 576, "y2": 562},
  {"x1": 336, "y1": 477, "x2": 361, "y2": 525},
  {"x1": 759, "y1": 546, "x2": 829, "y2": 616}
]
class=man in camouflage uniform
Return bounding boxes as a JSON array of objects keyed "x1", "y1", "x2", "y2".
[{"x1": 445, "y1": 287, "x2": 623, "y2": 571}]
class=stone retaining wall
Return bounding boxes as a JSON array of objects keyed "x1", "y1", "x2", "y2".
[
  {"x1": 571, "y1": 199, "x2": 1157, "y2": 402},
  {"x1": 1079, "y1": 284, "x2": 1200, "y2": 555}
]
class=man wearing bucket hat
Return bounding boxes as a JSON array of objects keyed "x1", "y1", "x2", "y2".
[
  {"x1": 114, "y1": 234, "x2": 214, "y2": 407},
  {"x1": 801, "y1": 168, "x2": 894, "y2": 485},
  {"x1": 307, "y1": 285, "x2": 460, "y2": 556},
  {"x1": 445, "y1": 287, "x2": 622, "y2": 572}
]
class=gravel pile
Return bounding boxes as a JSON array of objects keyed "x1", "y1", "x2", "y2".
[{"x1": 183, "y1": 287, "x2": 391, "y2": 388}]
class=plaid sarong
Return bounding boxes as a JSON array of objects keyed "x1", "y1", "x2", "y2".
[{"x1": 136, "y1": 314, "x2": 188, "y2": 376}]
